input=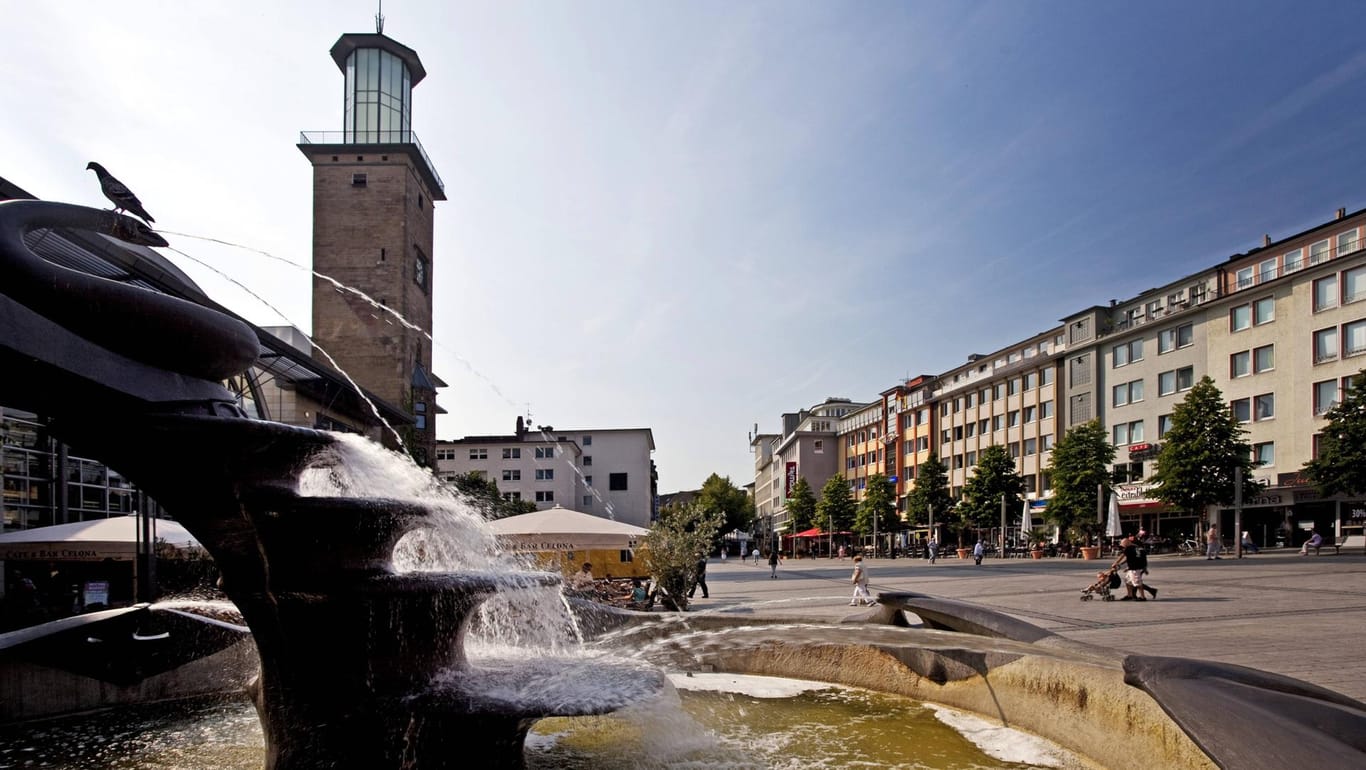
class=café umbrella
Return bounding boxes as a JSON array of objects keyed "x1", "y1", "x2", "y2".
[{"x1": 1106, "y1": 493, "x2": 1123, "y2": 538}]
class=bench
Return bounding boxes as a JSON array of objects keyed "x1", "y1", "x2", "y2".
[{"x1": 1304, "y1": 534, "x2": 1366, "y2": 555}]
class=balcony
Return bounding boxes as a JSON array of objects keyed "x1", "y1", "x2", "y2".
[{"x1": 298, "y1": 130, "x2": 444, "y2": 196}]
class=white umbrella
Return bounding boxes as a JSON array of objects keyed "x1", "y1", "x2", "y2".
[
  {"x1": 1020, "y1": 500, "x2": 1031, "y2": 539},
  {"x1": 1105, "y1": 493, "x2": 1123, "y2": 538}
]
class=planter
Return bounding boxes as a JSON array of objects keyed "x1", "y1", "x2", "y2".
[
  {"x1": 1031, "y1": 550, "x2": 1044, "y2": 560},
  {"x1": 956, "y1": 548, "x2": 971, "y2": 560},
  {"x1": 1080, "y1": 546, "x2": 1101, "y2": 560}
]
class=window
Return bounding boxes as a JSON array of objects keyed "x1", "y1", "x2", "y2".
[
  {"x1": 535, "y1": 468, "x2": 554, "y2": 480},
  {"x1": 1345, "y1": 266, "x2": 1366, "y2": 304},
  {"x1": 503, "y1": 447, "x2": 521, "y2": 459},
  {"x1": 1112, "y1": 339, "x2": 1142, "y2": 367},
  {"x1": 1236, "y1": 267, "x2": 1254, "y2": 289},
  {"x1": 965, "y1": 393, "x2": 974, "y2": 408},
  {"x1": 1023, "y1": 405, "x2": 1037, "y2": 422},
  {"x1": 1314, "y1": 327, "x2": 1338, "y2": 363},
  {"x1": 952, "y1": 398, "x2": 961, "y2": 413},
  {"x1": 582, "y1": 435, "x2": 592, "y2": 445},
  {"x1": 941, "y1": 403, "x2": 949, "y2": 417},
  {"x1": 978, "y1": 418, "x2": 989, "y2": 434},
  {"x1": 583, "y1": 495, "x2": 594, "y2": 507},
  {"x1": 1008, "y1": 411, "x2": 1021, "y2": 428},
  {"x1": 1284, "y1": 248, "x2": 1303, "y2": 273},
  {"x1": 1254, "y1": 345, "x2": 1275, "y2": 373},
  {"x1": 979, "y1": 388, "x2": 991, "y2": 404},
  {"x1": 469, "y1": 448, "x2": 488, "y2": 460},
  {"x1": 435, "y1": 448, "x2": 456, "y2": 461},
  {"x1": 352, "y1": 172, "x2": 367, "y2": 186},
  {"x1": 1159, "y1": 367, "x2": 1194, "y2": 396},
  {"x1": 1346, "y1": 320, "x2": 1366, "y2": 358},
  {"x1": 1041, "y1": 434, "x2": 1055, "y2": 451},
  {"x1": 1041, "y1": 367, "x2": 1055, "y2": 387},
  {"x1": 609, "y1": 473, "x2": 628, "y2": 491},
  {"x1": 535, "y1": 491, "x2": 554, "y2": 503},
  {"x1": 1113, "y1": 421, "x2": 1143, "y2": 445},
  {"x1": 954, "y1": 426, "x2": 963, "y2": 440},
  {"x1": 965, "y1": 423, "x2": 975, "y2": 437},
  {"x1": 1258, "y1": 258, "x2": 1277, "y2": 283},
  {"x1": 583, "y1": 455, "x2": 593, "y2": 466},
  {"x1": 941, "y1": 429, "x2": 952, "y2": 443},
  {"x1": 1158, "y1": 414, "x2": 1173, "y2": 438},
  {"x1": 1254, "y1": 442, "x2": 1275, "y2": 467},
  {"x1": 502, "y1": 469, "x2": 521, "y2": 481},
  {"x1": 1231, "y1": 398, "x2": 1251, "y2": 422},
  {"x1": 1338, "y1": 229, "x2": 1360, "y2": 256},
  {"x1": 993, "y1": 383, "x2": 1005, "y2": 400},
  {"x1": 1255, "y1": 393, "x2": 1275, "y2": 421},
  {"x1": 1023, "y1": 372, "x2": 1037, "y2": 390},
  {"x1": 1112, "y1": 380, "x2": 1142, "y2": 407},
  {"x1": 535, "y1": 447, "x2": 555, "y2": 459},
  {"x1": 813, "y1": 440, "x2": 824, "y2": 454},
  {"x1": 1314, "y1": 380, "x2": 1338, "y2": 415},
  {"x1": 1315, "y1": 275, "x2": 1338, "y2": 311},
  {"x1": 1310, "y1": 239, "x2": 1330, "y2": 265},
  {"x1": 992, "y1": 415, "x2": 1004, "y2": 431},
  {"x1": 1008, "y1": 378, "x2": 1021, "y2": 395},
  {"x1": 503, "y1": 491, "x2": 522, "y2": 501},
  {"x1": 1253, "y1": 296, "x2": 1275, "y2": 325},
  {"x1": 1158, "y1": 322, "x2": 1194, "y2": 354},
  {"x1": 1230, "y1": 304, "x2": 1251, "y2": 331},
  {"x1": 1023, "y1": 438, "x2": 1037, "y2": 456},
  {"x1": 1230, "y1": 351, "x2": 1251, "y2": 378},
  {"x1": 1040, "y1": 400, "x2": 1054, "y2": 419},
  {"x1": 966, "y1": 450, "x2": 977, "y2": 466}
]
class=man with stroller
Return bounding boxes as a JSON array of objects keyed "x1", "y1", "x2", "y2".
[{"x1": 1110, "y1": 534, "x2": 1157, "y2": 601}]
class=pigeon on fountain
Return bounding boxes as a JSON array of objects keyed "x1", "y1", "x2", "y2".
[{"x1": 86, "y1": 161, "x2": 155, "y2": 224}]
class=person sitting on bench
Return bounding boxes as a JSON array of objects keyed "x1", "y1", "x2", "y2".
[{"x1": 1299, "y1": 529, "x2": 1323, "y2": 556}]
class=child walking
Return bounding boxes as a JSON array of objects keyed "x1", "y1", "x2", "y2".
[{"x1": 849, "y1": 555, "x2": 874, "y2": 606}]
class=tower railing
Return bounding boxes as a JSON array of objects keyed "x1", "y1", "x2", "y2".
[{"x1": 299, "y1": 130, "x2": 444, "y2": 193}]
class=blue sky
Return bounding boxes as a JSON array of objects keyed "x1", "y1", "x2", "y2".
[{"x1": 4, "y1": 1, "x2": 1365, "y2": 494}]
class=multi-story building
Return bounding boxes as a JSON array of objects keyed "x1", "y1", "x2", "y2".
[
  {"x1": 750, "y1": 398, "x2": 868, "y2": 542},
  {"x1": 436, "y1": 423, "x2": 656, "y2": 528},
  {"x1": 887, "y1": 376, "x2": 936, "y2": 513},
  {"x1": 929, "y1": 331, "x2": 1066, "y2": 503},
  {"x1": 838, "y1": 401, "x2": 887, "y2": 500}
]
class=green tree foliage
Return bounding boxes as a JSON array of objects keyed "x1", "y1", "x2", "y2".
[
  {"x1": 817, "y1": 474, "x2": 857, "y2": 533},
  {"x1": 642, "y1": 502, "x2": 723, "y2": 611},
  {"x1": 1152, "y1": 376, "x2": 1263, "y2": 516},
  {"x1": 959, "y1": 444, "x2": 1024, "y2": 532},
  {"x1": 1303, "y1": 370, "x2": 1366, "y2": 497},
  {"x1": 785, "y1": 476, "x2": 817, "y2": 532},
  {"x1": 906, "y1": 453, "x2": 952, "y2": 527},
  {"x1": 695, "y1": 473, "x2": 755, "y2": 542},
  {"x1": 854, "y1": 474, "x2": 900, "y2": 537},
  {"x1": 450, "y1": 472, "x2": 537, "y2": 519},
  {"x1": 1045, "y1": 420, "x2": 1115, "y2": 542}
]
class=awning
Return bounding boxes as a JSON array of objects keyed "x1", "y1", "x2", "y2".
[
  {"x1": 487, "y1": 505, "x2": 649, "y2": 552},
  {"x1": 0, "y1": 516, "x2": 199, "y2": 562}
]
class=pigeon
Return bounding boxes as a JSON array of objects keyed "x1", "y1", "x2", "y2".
[{"x1": 86, "y1": 161, "x2": 155, "y2": 224}]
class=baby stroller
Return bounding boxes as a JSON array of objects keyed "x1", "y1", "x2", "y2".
[{"x1": 1080, "y1": 568, "x2": 1121, "y2": 601}]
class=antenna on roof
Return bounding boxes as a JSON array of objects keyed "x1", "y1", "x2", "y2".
[{"x1": 375, "y1": 0, "x2": 385, "y2": 33}]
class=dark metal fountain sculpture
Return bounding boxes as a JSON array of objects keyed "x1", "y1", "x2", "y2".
[{"x1": 0, "y1": 200, "x2": 659, "y2": 769}]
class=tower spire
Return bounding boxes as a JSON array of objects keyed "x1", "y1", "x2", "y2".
[{"x1": 375, "y1": 0, "x2": 385, "y2": 34}]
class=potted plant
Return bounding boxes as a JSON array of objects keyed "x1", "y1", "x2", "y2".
[{"x1": 1072, "y1": 522, "x2": 1103, "y2": 560}]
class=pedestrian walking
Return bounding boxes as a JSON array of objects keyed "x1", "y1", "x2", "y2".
[
  {"x1": 1205, "y1": 524, "x2": 1222, "y2": 560},
  {"x1": 688, "y1": 554, "x2": 709, "y2": 599},
  {"x1": 848, "y1": 555, "x2": 875, "y2": 606},
  {"x1": 1111, "y1": 534, "x2": 1157, "y2": 600},
  {"x1": 928, "y1": 537, "x2": 938, "y2": 564},
  {"x1": 768, "y1": 549, "x2": 780, "y2": 578},
  {"x1": 753, "y1": 547, "x2": 762, "y2": 566},
  {"x1": 972, "y1": 541, "x2": 984, "y2": 566}
]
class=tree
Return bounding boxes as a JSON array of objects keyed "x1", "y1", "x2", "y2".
[
  {"x1": 959, "y1": 444, "x2": 1025, "y2": 539},
  {"x1": 1151, "y1": 376, "x2": 1263, "y2": 519},
  {"x1": 854, "y1": 474, "x2": 900, "y2": 541},
  {"x1": 816, "y1": 475, "x2": 857, "y2": 535},
  {"x1": 785, "y1": 477, "x2": 817, "y2": 532},
  {"x1": 450, "y1": 472, "x2": 536, "y2": 519},
  {"x1": 642, "y1": 502, "x2": 723, "y2": 611},
  {"x1": 906, "y1": 453, "x2": 952, "y2": 528},
  {"x1": 1303, "y1": 370, "x2": 1366, "y2": 497},
  {"x1": 1045, "y1": 420, "x2": 1115, "y2": 543},
  {"x1": 695, "y1": 473, "x2": 755, "y2": 545}
]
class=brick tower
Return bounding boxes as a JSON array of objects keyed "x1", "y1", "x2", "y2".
[{"x1": 298, "y1": 24, "x2": 445, "y2": 466}]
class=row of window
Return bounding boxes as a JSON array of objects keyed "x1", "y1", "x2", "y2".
[
  {"x1": 459, "y1": 446, "x2": 563, "y2": 461},
  {"x1": 1113, "y1": 322, "x2": 1198, "y2": 368},
  {"x1": 1234, "y1": 229, "x2": 1362, "y2": 292},
  {"x1": 938, "y1": 368, "x2": 1057, "y2": 417},
  {"x1": 1312, "y1": 265, "x2": 1366, "y2": 312},
  {"x1": 940, "y1": 401, "x2": 1057, "y2": 443}
]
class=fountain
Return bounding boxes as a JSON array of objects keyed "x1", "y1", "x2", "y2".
[
  {"x1": 0, "y1": 199, "x2": 661, "y2": 769},
  {"x1": 5, "y1": 198, "x2": 1366, "y2": 770}
]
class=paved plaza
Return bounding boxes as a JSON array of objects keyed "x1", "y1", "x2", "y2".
[{"x1": 694, "y1": 548, "x2": 1366, "y2": 701}]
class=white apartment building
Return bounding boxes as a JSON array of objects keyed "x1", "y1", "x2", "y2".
[
  {"x1": 750, "y1": 398, "x2": 868, "y2": 537},
  {"x1": 436, "y1": 424, "x2": 656, "y2": 528}
]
